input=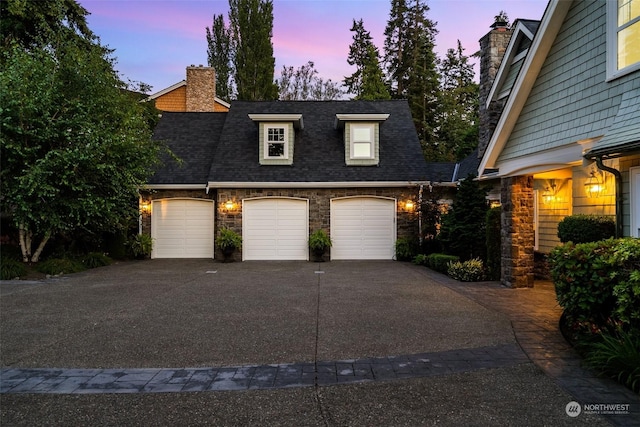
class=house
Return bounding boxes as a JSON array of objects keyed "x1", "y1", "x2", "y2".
[
  {"x1": 479, "y1": 0, "x2": 640, "y2": 287},
  {"x1": 142, "y1": 98, "x2": 450, "y2": 261},
  {"x1": 147, "y1": 65, "x2": 230, "y2": 113}
]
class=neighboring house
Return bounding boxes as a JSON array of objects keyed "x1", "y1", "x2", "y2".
[
  {"x1": 479, "y1": 0, "x2": 640, "y2": 288},
  {"x1": 142, "y1": 99, "x2": 452, "y2": 261},
  {"x1": 147, "y1": 65, "x2": 230, "y2": 113}
]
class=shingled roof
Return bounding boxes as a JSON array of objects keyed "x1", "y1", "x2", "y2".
[{"x1": 151, "y1": 100, "x2": 451, "y2": 186}]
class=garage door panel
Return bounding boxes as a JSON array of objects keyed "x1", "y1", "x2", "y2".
[
  {"x1": 152, "y1": 199, "x2": 214, "y2": 258},
  {"x1": 331, "y1": 198, "x2": 395, "y2": 260},
  {"x1": 243, "y1": 199, "x2": 308, "y2": 260}
]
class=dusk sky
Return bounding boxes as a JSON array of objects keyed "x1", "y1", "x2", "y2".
[{"x1": 77, "y1": 0, "x2": 549, "y2": 96}]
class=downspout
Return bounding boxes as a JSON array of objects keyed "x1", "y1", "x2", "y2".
[
  {"x1": 418, "y1": 184, "x2": 424, "y2": 247},
  {"x1": 594, "y1": 156, "x2": 623, "y2": 238}
]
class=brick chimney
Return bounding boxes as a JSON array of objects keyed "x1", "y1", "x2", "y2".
[
  {"x1": 478, "y1": 21, "x2": 513, "y2": 159},
  {"x1": 186, "y1": 65, "x2": 216, "y2": 112}
]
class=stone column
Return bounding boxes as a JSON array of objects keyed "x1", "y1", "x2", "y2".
[
  {"x1": 186, "y1": 65, "x2": 216, "y2": 112},
  {"x1": 501, "y1": 175, "x2": 534, "y2": 288}
]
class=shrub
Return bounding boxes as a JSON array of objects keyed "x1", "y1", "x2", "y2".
[
  {"x1": 579, "y1": 329, "x2": 640, "y2": 394},
  {"x1": 557, "y1": 214, "x2": 615, "y2": 243},
  {"x1": 485, "y1": 207, "x2": 501, "y2": 280},
  {"x1": 1, "y1": 258, "x2": 27, "y2": 280},
  {"x1": 36, "y1": 258, "x2": 86, "y2": 275},
  {"x1": 412, "y1": 254, "x2": 428, "y2": 266},
  {"x1": 128, "y1": 234, "x2": 154, "y2": 259},
  {"x1": 426, "y1": 253, "x2": 459, "y2": 274},
  {"x1": 549, "y1": 238, "x2": 640, "y2": 335},
  {"x1": 447, "y1": 258, "x2": 485, "y2": 282},
  {"x1": 395, "y1": 237, "x2": 418, "y2": 261},
  {"x1": 82, "y1": 252, "x2": 112, "y2": 269}
]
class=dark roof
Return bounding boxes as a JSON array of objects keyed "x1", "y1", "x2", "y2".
[
  {"x1": 150, "y1": 112, "x2": 227, "y2": 184},
  {"x1": 208, "y1": 100, "x2": 431, "y2": 184},
  {"x1": 454, "y1": 148, "x2": 481, "y2": 181},
  {"x1": 517, "y1": 19, "x2": 541, "y2": 35}
]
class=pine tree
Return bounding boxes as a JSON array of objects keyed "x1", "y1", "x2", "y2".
[
  {"x1": 229, "y1": 0, "x2": 278, "y2": 100},
  {"x1": 438, "y1": 40, "x2": 479, "y2": 161},
  {"x1": 206, "y1": 14, "x2": 233, "y2": 100},
  {"x1": 343, "y1": 19, "x2": 389, "y2": 100}
]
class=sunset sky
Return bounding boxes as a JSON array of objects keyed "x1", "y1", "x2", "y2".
[{"x1": 77, "y1": 0, "x2": 549, "y2": 95}]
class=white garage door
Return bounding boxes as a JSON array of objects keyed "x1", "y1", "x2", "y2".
[
  {"x1": 243, "y1": 198, "x2": 308, "y2": 260},
  {"x1": 331, "y1": 197, "x2": 396, "y2": 260},
  {"x1": 151, "y1": 199, "x2": 214, "y2": 258}
]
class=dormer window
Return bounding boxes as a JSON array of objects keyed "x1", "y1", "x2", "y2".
[
  {"x1": 266, "y1": 125, "x2": 288, "y2": 159},
  {"x1": 336, "y1": 113, "x2": 389, "y2": 166},
  {"x1": 249, "y1": 114, "x2": 303, "y2": 165}
]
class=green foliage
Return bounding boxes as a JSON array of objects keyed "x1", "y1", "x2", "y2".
[
  {"x1": 344, "y1": 19, "x2": 390, "y2": 100},
  {"x1": 229, "y1": 0, "x2": 278, "y2": 100},
  {"x1": 438, "y1": 175, "x2": 489, "y2": 261},
  {"x1": 308, "y1": 230, "x2": 332, "y2": 252},
  {"x1": 426, "y1": 253, "x2": 459, "y2": 274},
  {"x1": 1, "y1": 258, "x2": 27, "y2": 280},
  {"x1": 447, "y1": 258, "x2": 485, "y2": 282},
  {"x1": 579, "y1": 329, "x2": 640, "y2": 394},
  {"x1": 216, "y1": 228, "x2": 242, "y2": 251},
  {"x1": 1, "y1": 17, "x2": 163, "y2": 262},
  {"x1": 395, "y1": 237, "x2": 418, "y2": 261},
  {"x1": 412, "y1": 254, "x2": 428, "y2": 266},
  {"x1": 36, "y1": 258, "x2": 85, "y2": 275},
  {"x1": 128, "y1": 234, "x2": 154, "y2": 259},
  {"x1": 557, "y1": 214, "x2": 615, "y2": 243},
  {"x1": 206, "y1": 14, "x2": 233, "y2": 100},
  {"x1": 549, "y1": 238, "x2": 640, "y2": 335},
  {"x1": 82, "y1": 252, "x2": 112, "y2": 269},
  {"x1": 485, "y1": 207, "x2": 501, "y2": 280},
  {"x1": 277, "y1": 61, "x2": 343, "y2": 101}
]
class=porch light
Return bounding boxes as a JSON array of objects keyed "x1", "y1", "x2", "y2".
[
  {"x1": 541, "y1": 180, "x2": 557, "y2": 205},
  {"x1": 140, "y1": 201, "x2": 151, "y2": 214},
  {"x1": 224, "y1": 200, "x2": 236, "y2": 211},
  {"x1": 404, "y1": 200, "x2": 415, "y2": 212},
  {"x1": 584, "y1": 171, "x2": 604, "y2": 198}
]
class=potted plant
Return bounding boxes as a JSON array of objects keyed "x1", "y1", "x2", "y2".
[
  {"x1": 217, "y1": 228, "x2": 242, "y2": 262},
  {"x1": 129, "y1": 233, "x2": 153, "y2": 259},
  {"x1": 308, "y1": 229, "x2": 332, "y2": 262}
]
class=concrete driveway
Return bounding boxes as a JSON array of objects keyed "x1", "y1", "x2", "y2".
[{"x1": 0, "y1": 260, "x2": 622, "y2": 426}]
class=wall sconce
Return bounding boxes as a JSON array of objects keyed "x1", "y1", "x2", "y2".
[
  {"x1": 584, "y1": 171, "x2": 604, "y2": 198},
  {"x1": 404, "y1": 200, "x2": 415, "y2": 211},
  {"x1": 541, "y1": 180, "x2": 557, "y2": 205},
  {"x1": 223, "y1": 200, "x2": 237, "y2": 211},
  {"x1": 140, "y1": 201, "x2": 151, "y2": 215}
]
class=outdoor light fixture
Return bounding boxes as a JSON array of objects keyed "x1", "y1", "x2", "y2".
[
  {"x1": 584, "y1": 171, "x2": 604, "y2": 198},
  {"x1": 404, "y1": 200, "x2": 415, "y2": 211},
  {"x1": 541, "y1": 180, "x2": 557, "y2": 205},
  {"x1": 140, "y1": 201, "x2": 151, "y2": 214},
  {"x1": 224, "y1": 200, "x2": 236, "y2": 211}
]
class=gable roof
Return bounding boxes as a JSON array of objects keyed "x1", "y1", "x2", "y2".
[
  {"x1": 149, "y1": 112, "x2": 227, "y2": 186},
  {"x1": 207, "y1": 100, "x2": 432, "y2": 187},
  {"x1": 485, "y1": 19, "x2": 540, "y2": 108},
  {"x1": 147, "y1": 80, "x2": 231, "y2": 110},
  {"x1": 478, "y1": 0, "x2": 572, "y2": 176}
]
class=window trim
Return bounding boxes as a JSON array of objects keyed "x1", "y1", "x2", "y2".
[
  {"x1": 606, "y1": 0, "x2": 640, "y2": 81},
  {"x1": 349, "y1": 123, "x2": 375, "y2": 160},
  {"x1": 264, "y1": 124, "x2": 288, "y2": 160}
]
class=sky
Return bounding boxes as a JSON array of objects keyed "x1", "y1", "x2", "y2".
[{"x1": 77, "y1": 0, "x2": 549, "y2": 95}]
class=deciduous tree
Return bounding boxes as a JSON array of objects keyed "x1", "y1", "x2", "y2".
[{"x1": 277, "y1": 61, "x2": 343, "y2": 100}]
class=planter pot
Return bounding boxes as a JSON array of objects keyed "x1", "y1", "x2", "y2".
[
  {"x1": 221, "y1": 246, "x2": 236, "y2": 262},
  {"x1": 311, "y1": 248, "x2": 326, "y2": 262}
]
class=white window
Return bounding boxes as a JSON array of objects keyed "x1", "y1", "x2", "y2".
[
  {"x1": 607, "y1": 0, "x2": 640, "y2": 80},
  {"x1": 350, "y1": 124, "x2": 374, "y2": 159},
  {"x1": 264, "y1": 125, "x2": 288, "y2": 159}
]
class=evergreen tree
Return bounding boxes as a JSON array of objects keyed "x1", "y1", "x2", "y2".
[
  {"x1": 229, "y1": 0, "x2": 278, "y2": 100},
  {"x1": 343, "y1": 19, "x2": 389, "y2": 100},
  {"x1": 206, "y1": 14, "x2": 233, "y2": 100},
  {"x1": 437, "y1": 40, "x2": 479, "y2": 161},
  {"x1": 437, "y1": 174, "x2": 489, "y2": 261},
  {"x1": 383, "y1": 0, "x2": 410, "y2": 98}
]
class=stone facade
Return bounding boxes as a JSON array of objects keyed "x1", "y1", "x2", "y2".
[
  {"x1": 186, "y1": 66, "x2": 216, "y2": 112},
  {"x1": 500, "y1": 176, "x2": 534, "y2": 288},
  {"x1": 478, "y1": 24, "x2": 513, "y2": 159}
]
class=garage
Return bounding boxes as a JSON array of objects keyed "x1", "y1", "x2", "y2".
[
  {"x1": 243, "y1": 198, "x2": 309, "y2": 260},
  {"x1": 331, "y1": 197, "x2": 396, "y2": 260},
  {"x1": 151, "y1": 199, "x2": 215, "y2": 258}
]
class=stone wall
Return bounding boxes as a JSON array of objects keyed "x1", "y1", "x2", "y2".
[{"x1": 500, "y1": 176, "x2": 534, "y2": 288}]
